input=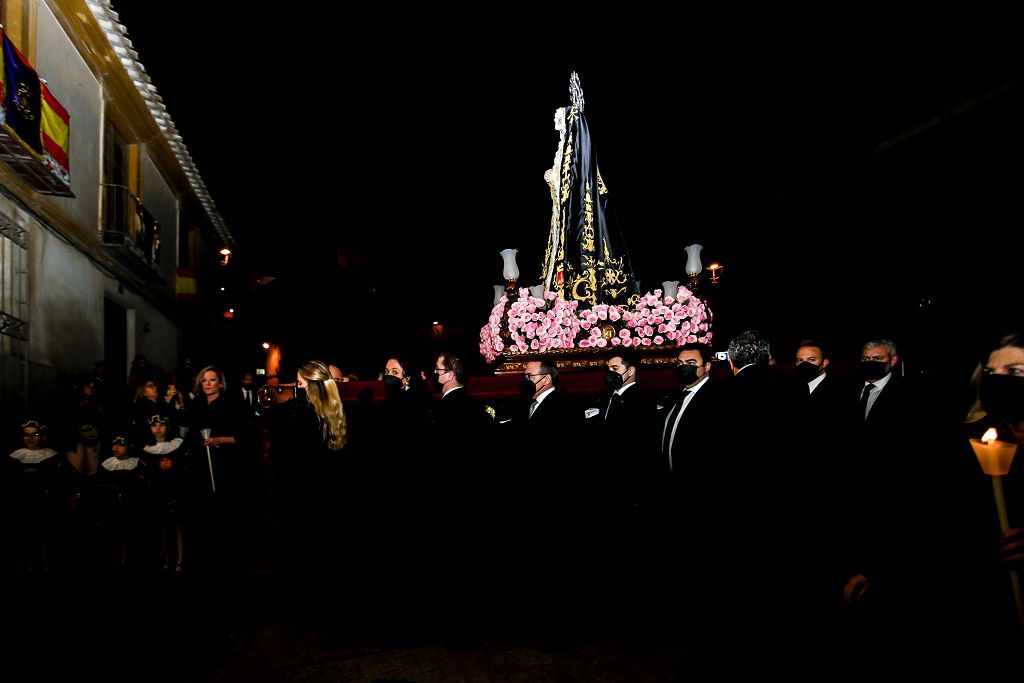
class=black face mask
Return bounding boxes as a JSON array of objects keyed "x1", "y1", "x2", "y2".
[
  {"x1": 676, "y1": 365, "x2": 699, "y2": 386},
  {"x1": 980, "y1": 374, "x2": 1024, "y2": 423},
  {"x1": 520, "y1": 377, "x2": 538, "y2": 400},
  {"x1": 432, "y1": 371, "x2": 446, "y2": 389},
  {"x1": 294, "y1": 387, "x2": 307, "y2": 402},
  {"x1": 859, "y1": 361, "x2": 890, "y2": 381},
  {"x1": 605, "y1": 370, "x2": 625, "y2": 392},
  {"x1": 383, "y1": 374, "x2": 403, "y2": 397},
  {"x1": 795, "y1": 362, "x2": 821, "y2": 383}
]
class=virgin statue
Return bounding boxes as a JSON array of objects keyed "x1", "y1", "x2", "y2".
[{"x1": 539, "y1": 73, "x2": 638, "y2": 307}]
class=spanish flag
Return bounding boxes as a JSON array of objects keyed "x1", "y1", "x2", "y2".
[
  {"x1": 41, "y1": 83, "x2": 70, "y2": 183},
  {"x1": 176, "y1": 268, "x2": 197, "y2": 301},
  {"x1": 0, "y1": 29, "x2": 70, "y2": 187}
]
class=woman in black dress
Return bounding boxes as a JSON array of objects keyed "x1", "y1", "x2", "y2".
[
  {"x1": 185, "y1": 365, "x2": 242, "y2": 572},
  {"x1": 281, "y1": 361, "x2": 348, "y2": 574}
]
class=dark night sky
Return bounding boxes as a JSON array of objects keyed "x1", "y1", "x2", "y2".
[{"x1": 109, "y1": 7, "x2": 1024, "y2": 373}]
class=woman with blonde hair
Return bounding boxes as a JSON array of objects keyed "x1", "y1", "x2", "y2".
[
  {"x1": 280, "y1": 361, "x2": 348, "y2": 574},
  {"x1": 296, "y1": 360, "x2": 347, "y2": 451}
]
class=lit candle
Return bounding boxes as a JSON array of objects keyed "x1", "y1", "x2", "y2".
[
  {"x1": 970, "y1": 427, "x2": 1018, "y2": 478},
  {"x1": 969, "y1": 427, "x2": 1023, "y2": 624}
]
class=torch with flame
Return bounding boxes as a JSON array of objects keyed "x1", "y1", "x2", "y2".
[{"x1": 969, "y1": 427, "x2": 1023, "y2": 624}]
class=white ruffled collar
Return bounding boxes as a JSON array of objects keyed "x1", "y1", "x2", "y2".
[
  {"x1": 9, "y1": 448, "x2": 57, "y2": 464},
  {"x1": 143, "y1": 438, "x2": 183, "y2": 455},
  {"x1": 101, "y1": 456, "x2": 140, "y2": 471}
]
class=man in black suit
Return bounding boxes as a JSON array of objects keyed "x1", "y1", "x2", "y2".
[
  {"x1": 796, "y1": 340, "x2": 849, "y2": 411},
  {"x1": 857, "y1": 338, "x2": 905, "y2": 434},
  {"x1": 401, "y1": 352, "x2": 484, "y2": 565},
  {"x1": 238, "y1": 370, "x2": 258, "y2": 420},
  {"x1": 647, "y1": 342, "x2": 728, "y2": 617},
  {"x1": 585, "y1": 352, "x2": 651, "y2": 553},
  {"x1": 587, "y1": 353, "x2": 650, "y2": 470},
  {"x1": 657, "y1": 343, "x2": 722, "y2": 475},
  {"x1": 845, "y1": 338, "x2": 920, "y2": 606},
  {"x1": 522, "y1": 360, "x2": 555, "y2": 422},
  {"x1": 517, "y1": 359, "x2": 578, "y2": 559},
  {"x1": 592, "y1": 353, "x2": 647, "y2": 425},
  {"x1": 431, "y1": 351, "x2": 482, "y2": 428},
  {"x1": 712, "y1": 331, "x2": 820, "y2": 674}
]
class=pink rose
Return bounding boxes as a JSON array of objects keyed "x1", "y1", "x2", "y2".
[
  {"x1": 654, "y1": 335, "x2": 665, "y2": 345},
  {"x1": 642, "y1": 338, "x2": 652, "y2": 346},
  {"x1": 611, "y1": 337, "x2": 621, "y2": 346},
  {"x1": 596, "y1": 338, "x2": 607, "y2": 348},
  {"x1": 622, "y1": 338, "x2": 632, "y2": 347},
  {"x1": 619, "y1": 329, "x2": 630, "y2": 338},
  {"x1": 579, "y1": 339, "x2": 591, "y2": 348},
  {"x1": 687, "y1": 335, "x2": 697, "y2": 343}
]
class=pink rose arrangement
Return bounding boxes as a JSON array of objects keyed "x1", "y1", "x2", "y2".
[
  {"x1": 577, "y1": 287, "x2": 712, "y2": 349},
  {"x1": 480, "y1": 287, "x2": 711, "y2": 361},
  {"x1": 479, "y1": 289, "x2": 581, "y2": 363}
]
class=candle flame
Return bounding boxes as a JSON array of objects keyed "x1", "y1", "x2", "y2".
[{"x1": 982, "y1": 427, "x2": 999, "y2": 444}]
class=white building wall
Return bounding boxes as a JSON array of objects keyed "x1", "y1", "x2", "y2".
[
  {"x1": 27, "y1": 214, "x2": 104, "y2": 371},
  {"x1": 28, "y1": 216, "x2": 179, "y2": 379}
]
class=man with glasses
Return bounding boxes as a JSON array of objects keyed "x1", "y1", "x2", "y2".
[
  {"x1": 521, "y1": 360, "x2": 564, "y2": 425},
  {"x1": 431, "y1": 351, "x2": 478, "y2": 424}
]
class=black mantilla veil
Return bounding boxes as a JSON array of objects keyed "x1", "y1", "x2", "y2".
[{"x1": 540, "y1": 73, "x2": 639, "y2": 308}]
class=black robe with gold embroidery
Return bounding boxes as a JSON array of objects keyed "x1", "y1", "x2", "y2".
[{"x1": 541, "y1": 76, "x2": 638, "y2": 307}]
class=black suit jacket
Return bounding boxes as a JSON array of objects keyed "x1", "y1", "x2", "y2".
[
  {"x1": 655, "y1": 379, "x2": 725, "y2": 474},
  {"x1": 808, "y1": 372, "x2": 856, "y2": 416},
  {"x1": 597, "y1": 384, "x2": 651, "y2": 426},
  {"x1": 585, "y1": 385, "x2": 654, "y2": 478},
  {"x1": 860, "y1": 374, "x2": 909, "y2": 436},
  {"x1": 527, "y1": 390, "x2": 572, "y2": 426},
  {"x1": 718, "y1": 365, "x2": 811, "y2": 571},
  {"x1": 433, "y1": 387, "x2": 485, "y2": 427}
]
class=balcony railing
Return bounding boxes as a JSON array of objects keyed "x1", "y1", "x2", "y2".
[{"x1": 101, "y1": 184, "x2": 163, "y2": 281}]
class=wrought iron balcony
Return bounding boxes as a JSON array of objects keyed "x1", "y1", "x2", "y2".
[
  {"x1": 0, "y1": 124, "x2": 74, "y2": 197},
  {"x1": 100, "y1": 184, "x2": 163, "y2": 281}
]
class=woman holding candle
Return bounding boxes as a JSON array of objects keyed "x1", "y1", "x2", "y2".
[
  {"x1": 966, "y1": 333, "x2": 1024, "y2": 574},
  {"x1": 944, "y1": 331, "x2": 1024, "y2": 644}
]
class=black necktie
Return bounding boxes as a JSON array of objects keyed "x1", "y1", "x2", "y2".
[
  {"x1": 605, "y1": 392, "x2": 622, "y2": 421},
  {"x1": 528, "y1": 399, "x2": 539, "y2": 420},
  {"x1": 860, "y1": 383, "x2": 876, "y2": 419},
  {"x1": 661, "y1": 390, "x2": 690, "y2": 458}
]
